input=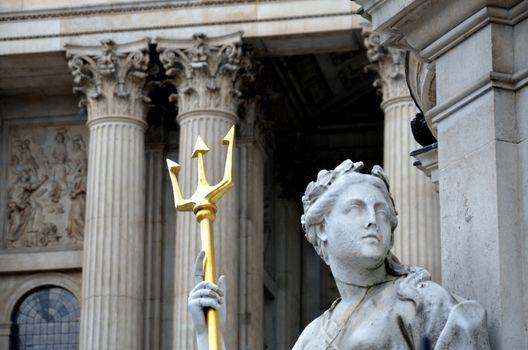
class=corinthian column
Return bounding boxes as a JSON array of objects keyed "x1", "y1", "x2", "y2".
[
  {"x1": 237, "y1": 84, "x2": 276, "y2": 349},
  {"x1": 362, "y1": 27, "x2": 441, "y2": 281},
  {"x1": 157, "y1": 32, "x2": 253, "y2": 350},
  {"x1": 66, "y1": 39, "x2": 150, "y2": 350}
]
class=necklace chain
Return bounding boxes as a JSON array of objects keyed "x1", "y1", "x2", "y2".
[{"x1": 334, "y1": 276, "x2": 396, "y2": 288}]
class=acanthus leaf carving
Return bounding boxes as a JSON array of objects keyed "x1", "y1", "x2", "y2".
[
  {"x1": 361, "y1": 24, "x2": 410, "y2": 102},
  {"x1": 156, "y1": 32, "x2": 255, "y2": 118},
  {"x1": 65, "y1": 39, "x2": 151, "y2": 123}
]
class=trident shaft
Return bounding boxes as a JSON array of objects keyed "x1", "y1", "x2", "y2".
[{"x1": 166, "y1": 126, "x2": 235, "y2": 350}]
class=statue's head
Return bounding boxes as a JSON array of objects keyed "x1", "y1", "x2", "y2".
[{"x1": 301, "y1": 160, "x2": 407, "y2": 275}]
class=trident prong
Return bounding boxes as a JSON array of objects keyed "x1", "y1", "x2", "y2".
[
  {"x1": 192, "y1": 136, "x2": 210, "y2": 188},
  {"x1": 166, "y1": 125, "x2": 235, "y2": 211},
  {"x1": 166, "y1": 158, "x2": 189, "y2": 209}
]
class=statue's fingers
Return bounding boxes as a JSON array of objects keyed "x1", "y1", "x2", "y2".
[
  {"x1": 189, "y1": 281, "x2": 224, "y2": 297},
  {"x1": 190, "y1": 281, "x2": 209, "y2": 295},
  {"x1": 194, "y1": 251, "x2": 206, "y2": 284},
  {"x1": 189, "y1": 288, "x2": 223, "y2": 301},
  {"x1": 197, "y1": 297, "x2": 222, "y2": 310}
]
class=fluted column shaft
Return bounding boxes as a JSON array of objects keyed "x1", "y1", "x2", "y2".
[
  {"x1": 237, "y1": 97, "x2": 267, "y2": 350},
  {"x1": 382, "y1": 97, "x2": 440, "y2": 280},
  {"x1": 363, "y1": 26, "x2": 441, "y2": 281},
  {"x1": 237, "y1": 141, "x2": 264, "y2": 350},
  {"x1": 83, "y1": 119, "x2": 145, "y2": 349},
  {"x1": 157, "y1": 32, "x2": 254, "y2": 350},
  {"x1": 66, "y1": 39, "x2": 150, "y2": 350},
  {"x1": 144, "y1": 145, "x2": 165, "y2": 350}
]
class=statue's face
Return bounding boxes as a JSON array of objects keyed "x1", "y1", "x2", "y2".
[{"x1": 324, "y1": 181, "x2": 392, "y2": 270}]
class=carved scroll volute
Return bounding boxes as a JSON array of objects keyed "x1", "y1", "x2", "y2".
[
  {"x1": 156, "y1": 32, "x2": 255, "y2": 118},
  {"x1": 65, "y1": 38, "x2": 151, "y2": 124},
  {"x1": 361, "y1": 24, "x2": 409, "y2": 101}
]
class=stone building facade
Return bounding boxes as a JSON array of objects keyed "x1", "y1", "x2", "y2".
[{"x1": 5, "y1": 0, "x2": 517, "y2": 349}]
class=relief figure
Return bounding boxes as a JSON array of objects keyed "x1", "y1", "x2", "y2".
[
  {"x1": 66, "y1": 135, "x2": 87, "y2": 241},
  {"x1": 45, "y1": 129, "x2": 70, "y2": 213},
  {"x1": 13, "y1": 139, "x2": 39, "y2": 183},
  {"x1": 7, "y1": 170, "x2": 48, "y2": 246}
]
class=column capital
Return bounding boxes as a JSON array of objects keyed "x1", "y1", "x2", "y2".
[
  {"x1": 65, "y1": 38, "x2": 151, "y2": 127},
  {"x1": 362, "y1": 24, "x2": 410, "y2": 104},
  {"x1": 238, "y1": 65, "x2": 280, "y2": 155},
  {"x1": 156, "y1": 32, "x2": 254, "y2": 121}
]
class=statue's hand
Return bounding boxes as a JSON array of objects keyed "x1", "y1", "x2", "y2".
[{"x1": 188, "y1": 251, "x2": 227, "y2": 349}]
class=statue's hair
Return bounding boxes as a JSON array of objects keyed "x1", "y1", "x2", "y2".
[{"x1": 301, "y1": 160, "x2": 408, "y2": 275}]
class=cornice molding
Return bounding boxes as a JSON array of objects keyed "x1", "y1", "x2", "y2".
[
  {"x1": 0, "y1": 0, "x2": 283, "y2": 22},
  {"x1": 0, "y1": 10, "x2": 356, "y2": 42},
  {"x1": 428, "y1": 68, "x2": 528, "y2": 125},
  {"x1": 421, "y1": 3, "x2": 528, "y2": 61},
  {"x1": 356, "y1": 0, "x2": 527, "y2": 63}
]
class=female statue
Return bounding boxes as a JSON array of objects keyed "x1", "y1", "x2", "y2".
[{"x1": 189, "y1": 160, "x2": 490, "y2": 349}]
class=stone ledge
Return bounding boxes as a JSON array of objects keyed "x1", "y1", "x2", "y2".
[
  {"x1": 356, "y1": 0, "x2": 526, "y2": 60},
  {"x1": 0, "y1": 250, "x2": 82, "y2": 273},
  {"x1": 0, "y1": 0, "x2": 364, "y2": 55},
  {"x1": 0, "y1": 0, "x2": 283, "y2": 21}
]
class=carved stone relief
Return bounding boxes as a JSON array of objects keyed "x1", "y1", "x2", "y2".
[{"x1": 6, "y1": 126, "x2": 88, "y2": 248}]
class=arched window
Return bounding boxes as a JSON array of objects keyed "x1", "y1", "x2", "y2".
[{"x1": 10, "y1": 286, "x2": 80, "y2": 350}]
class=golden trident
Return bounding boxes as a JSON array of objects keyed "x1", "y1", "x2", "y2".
[{"x1": 166, "y1": 125, "x2": 235, "y2": 350}]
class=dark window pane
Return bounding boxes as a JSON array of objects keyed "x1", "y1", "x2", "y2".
[{"x1": 10, "y1": 287, "x2": 80, "y2": 350}]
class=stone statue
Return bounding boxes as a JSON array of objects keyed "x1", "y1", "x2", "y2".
[{"x1": 189, "y1": 160, "x2": 491, "y2": 349}]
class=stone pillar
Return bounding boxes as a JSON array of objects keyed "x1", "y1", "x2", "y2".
[
  {"x1": 430, "y1": 18, "x2": 527, "y2": 350},
  {"x1": 363, "y1": 27, "x2": 441, "y2": 281},
  {"x1": 237, "y1": 96, "x2": 268, "y2": 350},
  {"x1": 144, "y1": 144, "x2": 165, "y2": 350},
  {"x1": 66, "y1": 39, "x2": 150, "y2": 350},
  {"x1": 157, "y1": 32, "x2": 253, "y2": 350}
]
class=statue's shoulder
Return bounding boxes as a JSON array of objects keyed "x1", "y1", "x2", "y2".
[
  {"x1": 292, "y1": 314, "x2": 322, "y2": 350},
  {"x1": 293, "y1": 298, "x2": 341, "y2": 350}
]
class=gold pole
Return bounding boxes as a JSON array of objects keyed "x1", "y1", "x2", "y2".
[
  {"x1": 196, "y1": 205, "x2": 221, "y2": 350},
  {"x1": 167, "y1": 126, "x2": 235, "y2": 350}
]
